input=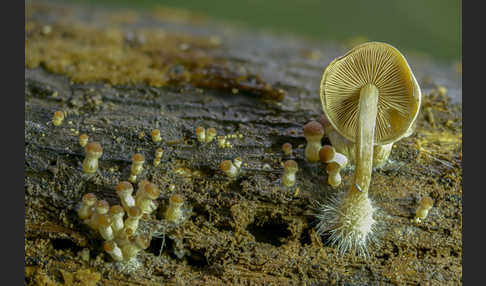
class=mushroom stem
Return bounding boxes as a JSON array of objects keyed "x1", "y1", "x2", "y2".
[{"x1": 353, "y1": 84, "x2": 379, "y2": 195}]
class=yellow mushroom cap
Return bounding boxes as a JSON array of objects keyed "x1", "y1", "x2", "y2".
[
  {"x1": 220, "y1": 160, "x2": 233, "y2": 172},
  {"x1": 320, "y1": 42, "x2": 421, "y2": 145},
  {"x1": 132, "y1": 153, "x2": 145, "y2": 163},
  {"x1": 127, "y1": 206, "x2": 142, "y2": 217},
  {"x1": 116, "y1": 181, "x2": 133, "y2": 194},
  {"x1": 103, "y1": 240, "x2": 116, "y2": 252},
  {"x1": 144, "y1": 183, "x2": 160, "y2": 199},
  {"x1": 53, "y1": 111, "x2": 65, "y2": 120},
  {"x1": 303, "y1": 121, "x2": 324, "y2": 139},
  {"x1": 110, "y1": 205, "x2": 125, "y2": 216},
  {"x1": 97, "y1": 214, "x2": 112, "y2": 227},
  {"x1": 95, "y1": 200, "x2": 110, "y2": 212},
  {"x1": 79, "y1": 134, "x2": 89, "y2": 140},
  {"x1": 85, "y1": 142, "x2": 102, "y2": 154},
  {"x1": 319, "y1": 145, "x2": 336, "y2": 163},
  {"x1": 169, "y1": 193, "x2": 184, "y2": 205},
  {"x1": 282, "y1": 143, "x2": 292, "y2": 153},
  {"x1": 195, "y1": 126, "x2": 205, "y2": 135},
  {"x1": 151, "y1": 129, "x2": 160, "y2": 136},
  {"x1": 134, "y1": 234, "x2": 151, "y2": 249},
  {"x1": 420, "y1": 196, "x2": 434, "y2": 209},
  {"x1": 283, "y1": 160, "x2": 298, "y2": 172},
  {"x1": 326, "y1": 162, "x2": 340, "y2": 173},
  {"x1": 82, "y1": 193, "x2": 97, "y2": 204},
  {"x1": 207, "y1": 128, "x2": 217, "y2": 136}
]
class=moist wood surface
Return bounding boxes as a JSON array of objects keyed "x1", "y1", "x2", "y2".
[{"x1": 25, "y1": 1, "x2": 462, "y2": 285}]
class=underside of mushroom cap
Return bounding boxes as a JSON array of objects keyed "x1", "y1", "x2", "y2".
[{"x1": 320, "y1": 42, "x2": 421, "y2": 145}]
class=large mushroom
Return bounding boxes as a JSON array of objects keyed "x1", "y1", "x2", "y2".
[{"x1": 316, "y1": 42, "x2": 421, "y2": 255}]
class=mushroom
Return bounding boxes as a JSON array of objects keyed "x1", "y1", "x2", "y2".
[{"x1": 317, "y1": 42, "x2": 421, "y2": 255}]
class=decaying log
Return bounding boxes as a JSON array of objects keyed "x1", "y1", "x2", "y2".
[{"x1": 25, "y1": 1, "x2": 462, "y2": 285}]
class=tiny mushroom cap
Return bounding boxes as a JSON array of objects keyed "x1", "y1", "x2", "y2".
[
  {"x1": 132, "y1": 153, "x2": 145, "y2": 163},
  {"x1": 144, "y1": 183, "x2": 160, "y2": 200},
  {"x1": 134, "y1": 234, "x2": 151, "y2": 249},
  {"x1": 420, "y1": 196, "x2": 434, "y2": 209},
  {"x1": 207, "y1": 128, "x2": 217, "y2": 137},
  {"x1": 326, "y1": 162, "x2": 340, "y2": 173},
  {"x1": 284, "y1": 160, "x2": 298, "y2": 173},
  {"x1": 319, "y1": 145, "x2": 336, "y2": 163},
  {"x1": 103, "y1": 240, "x2": 116, "y2": 252},
  {"x1": 82, "y1": 193, "x2": 97, "y2": 204},
  {"x1": 110, "y1": 205, "x2": 125, "y2": 216},
  {"x1": 54, "y1": 111, "x2": 65, "y2": 120},
  {"x1": 95, "y1": 200, "x2": 110, "y2": 213},
  {"x1": 80, "y1": 133, "x2": 89, "y2": 141},
  {"x1": 282, "y1": 143, "x2": 292, "y2": 154},
  {"x1": 303, "y1": 121, "x2": 325, "y2": 139},
  {"x1": 85, "y1": 142, "x2": 102, "y2": 155},
  {"x1": 155, "y1": 148, "x2": 163, "y2": 157},
  {"x1": 320, "y1": 42, "x2": 421, "y2": 145},
  {"x1": 127, "y1": 206, "x2": 142, "y2": 217},
  {"x1": 116, "y1": 181, "x2": 133, "y2": 194},
  {"x1": 151, "y1": 129, "x2": 160, "y2": 137},
  {"x1": 97, "y1": 214, "x2": 112, "y2": 227},
  {"x1": 220, "y1": 160, "x2": 234, "y2": 172},
  {"x1": 169, "y1": 193, "x2": 184, "y2": 205}
]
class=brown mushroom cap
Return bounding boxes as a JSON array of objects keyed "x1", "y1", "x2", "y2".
[
  {"x1": 85, "y1": 142, "x2": 102, "y2": 154},
  {"x1": 320, "y1": 42, "x2": 421, "y2": 145},
  {"x1": 110, "y1": 205, "x2": 125, "y2": 216},
  {"x1": 283, "y1": 160, "x2": 298, "y2": 172},
  {"x1": 169, "y1": 193, "x2": 184, "y2": 205},
  {"x1": 132, "y1": 153, "x2": 145, "y2": 163},
  {"x1": 53, "y1": 111, "x2": 65, "y2": 119},
  {"x1": 82, "y1": 193, "x2": 97, "y2": 204},
  {"x1": 95, "y1": 200, "x2": 110, "y2": 212},
  {"x1": 127, "y1": 206, "x2": 142, "y2": 217},
  {"x1": 303, "y1": 121, "x2": 324, "y2": 139},
  {"x1": 116, "y1": 181, "x2": 133, "y2": 194},
  {"x1": 144, "y1": 183, "x2": 160, "y2": 199},
  {"x1": 151, "y1": 129, "x2": 160, "y2": 136},
  {"x1": 319, "y1": 145, "x2": 336, "y2": 163},
  {"x1": 103, "y1": 240, "x2": 116, "y2": 252},
  {"x1": 420, "y1": 196, "x2": 434, "y2": 209},
  {"x1": 220, "y1": 160, "x2": 233, "y2": 172},
  {"x1": 97, "y1": 214, "x2": 112, "y2": 227}
]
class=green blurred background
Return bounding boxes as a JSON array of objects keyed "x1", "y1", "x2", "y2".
[{"x1": 68, "y1": 0, "x2": 461, "y2": 63}]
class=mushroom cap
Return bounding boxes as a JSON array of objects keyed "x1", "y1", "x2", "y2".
[
  {"x1": 169, "y1": 193, "x2": 184, "y2": 205},
  {"x1": 127, "y1": 206, "x2": 142, "y2": 217},
  {"x1": 144, "y1": 183, "x2": 160, "y2": 199},
  {"x1": 303, "y1": 121, "x2": 324, "y2": 139},
  {"x1": 207, "y1": 128, "x2": 217, "y2": 136},
  {"x1": 103, "y1": 240, "x2": 116, "y2": 252},
  {"x1": 97, "y1": 214, "x2": 112, "y2": 227},
  {"x1": 320, "y1": 42, "x2": 421, "y2": 145},
  {"x1": 110, "y1": 205, "x2": 125, "y2": 216},
  {"x1": 319, "y1": 145, "x2": 336, "y2": 163},
  {"x1": 54, "y1": 111, "x2": 65, "y2": 119},
  {"x1": 151, "y1": 129, "x2": 160, "y2": 136},
  {"x1": 82, "y1": 193, "x2": 97, "y2": 204},
  {"x1": 95, "y1": 200, "x2": 110, "y2": 212},
  {"x1": 132, "y1": 153, "x2": 145, "y2": 163},
  {"x1": 85, "y1": 142, "x2": 102, "y2": 154},
  {"x1": 220, "y1": 160, "x2": 234, "y2": 172},
  {"x1": 79, "y1": 133, "x2": 89, "y2": 140},
  {"x1": 283, "y1": 160, "x2": 298, "y2": 172},
  {"x1": 116, "y1": 181, "x2": 133, "y2": 194},
  {"x1": 420, "y1": 196, "x2": 434, "y2": 209}
]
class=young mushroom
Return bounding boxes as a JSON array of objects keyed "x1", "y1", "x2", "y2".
[
  {"x1": 104, "y1": 240, "x2": 124, "y2": 262},
  {"x1": 317, "y1": 42, "x2": 421, "y2": 255},
  {"x1": 151, "y1": 129, "x2": 161, "y2": 143},
  {"x1": 79, "y1": 134, "x2": 89, "y2": 148},
  {"x1": 52, "y1": 111, "x2": 65, "y2": 126},
  {"x1": 282, "y1": 160, "x2": 298, "y2": 187},
  {"x1": 82, "y1": 142, "x2": 103, "y2": 174},
  {"x1": 164, "y1": 193, "x2": 185, "y2": 224},
  {"x1": 129, "y1": 153, "x2": 145, "y2": 183},
  {"x1": 77, "y1": 193, "x2": 97, "y2": 220},
  {"x1": 153, "y1": 147, "x2": 163, "y2": 167},
  {"x1": 303, "y1": 121, "x2": 325, "y2": 162},
  {"x1": 282, "y1": 143, "x2": 292, "y2": 156},
  {"x1": 221, "y1": 160, "x2": 238, "y2": 178},
  {"x1": 116, "y1": 181, "x2": 135, "y2": 211},
  {"x1": 413, "y1": 196, "x2": 434, "y2": 223},
  {"x1": 319, "y1": 145, "x2": 348, "y2": 187}
]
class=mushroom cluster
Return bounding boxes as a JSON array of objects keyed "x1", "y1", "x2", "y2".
[
  {"x1": 316, "y1": 42, "x2": 421, "y2": 255},
  {"x1": 77, "y1": 181, "x2": 162, "y2": 262}
]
